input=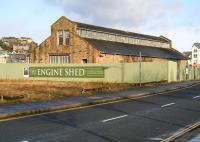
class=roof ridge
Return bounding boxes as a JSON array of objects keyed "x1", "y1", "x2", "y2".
[
  {"x1": 193, "y1": 43, "x2": 200, "y2": 48},
  {"x1": 75, "y1": 21, "x2": 169, "y2": 43},
  {"x1": 76, "y1": 22, "x2": 156, "y2": 37}
]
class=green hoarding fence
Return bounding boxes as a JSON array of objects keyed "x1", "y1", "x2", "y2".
[{"x1": 0, "y1": 61, "x2": 199, "y2": 83}]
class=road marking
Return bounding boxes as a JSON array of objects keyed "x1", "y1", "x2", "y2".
[
  {"x1": 102, "y1": 115, "x2": 128, "y2": 123},
  {"x1": 149, "y1": 137, "x2": 163, "y2": 141},
  {"x1": 193, "y1": 96, "x2": 200, "y2": 99},
  {"x1": 1, "y1": 83, "x2": 200, "y2": 122},
  {"x1": 161, "y1": 103, "x2": 175, "y2": 108},
  {"x1": 161, "y1": 121, "x2": 200, "y2": 142}
]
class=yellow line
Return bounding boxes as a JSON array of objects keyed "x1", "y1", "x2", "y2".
[
  {"x1": 0, "y1": 82, "x2": 199, "y2": 122},
  {"x1": 161, "y1": 121, "x2": 200, "y2": 142},
  {"x1": 0, "y1": 94, "x2": 154, "y2": 122}
]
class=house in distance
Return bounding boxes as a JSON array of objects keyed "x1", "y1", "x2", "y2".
[
  {"x1": 191, "y1": 43, "x2": 200, "y2": 67},
  {"x1": 31, "y1": 16, "x2": 186, "y2": 65}
]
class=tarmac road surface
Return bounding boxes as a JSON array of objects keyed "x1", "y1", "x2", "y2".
[{"x1": 0, "y1": 84, "x2": 200, "y2": 142}]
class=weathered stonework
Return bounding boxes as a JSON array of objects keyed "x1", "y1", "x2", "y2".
[
  {"x1": 31, "y1": 16, "x2": 185, "y2": 64},
  {"x1": 32, "y1": 17, "x2": 95, "y2": 63}
]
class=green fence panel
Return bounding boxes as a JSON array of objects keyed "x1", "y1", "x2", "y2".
[{"x1": 1, "y1": 61, "x2": 198, "y2": 83}]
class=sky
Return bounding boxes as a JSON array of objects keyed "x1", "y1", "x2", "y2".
[{"x1": 0, "y1": 0, "x2": 200, "y2": 52}]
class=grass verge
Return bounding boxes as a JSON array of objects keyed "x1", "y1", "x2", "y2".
[{"x1": 0, "y1": 80, "x2": 154, "y2": 105}]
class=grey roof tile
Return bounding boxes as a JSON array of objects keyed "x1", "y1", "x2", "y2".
[
  {"x1": 193, "y1": 43, "x2": 200, "y2": 48},
  {"x1": 85, "y1": 38, "x2": 186, "y2": 60}
]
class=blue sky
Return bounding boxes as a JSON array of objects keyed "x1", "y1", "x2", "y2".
[
  {"x1": 0, "y1": 0, "x2": 63, "y2": 42},
  {"x1": 0, "y1": 0, "x2": 200, "y2": 52}
]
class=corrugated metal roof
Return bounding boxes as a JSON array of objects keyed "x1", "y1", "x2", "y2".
[
  {"x1": 76, "y1": 22, "x2": 169, "y2": 43},
  {"x1": 85, "y1": 38, "x2": 186, "y2": 60}
]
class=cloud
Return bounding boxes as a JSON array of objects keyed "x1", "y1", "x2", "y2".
[
  {"x1": 138, "y1": 25, "x2": 200, "y2": 52},
  {"x1": 45, "y1": 0, "x2": 200, "y2": 52},
  {"x1": 166, "y1": 26, "x2": 200, "y2": 52},
  {"x1": 45, "y1": 0, "x2": 181, "y2": 28}
]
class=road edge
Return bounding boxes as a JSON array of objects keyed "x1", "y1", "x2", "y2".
[
  {"x1": 0, "y1": 82, "x2": 199, "y2": 122},
  {"x1": 161, "y1": 121, "x2": 200, "y2": 142}
]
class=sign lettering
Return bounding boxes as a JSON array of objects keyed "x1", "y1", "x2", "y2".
[{"x1": 28, "y1": 67, "x2": 105, "y2": 78}]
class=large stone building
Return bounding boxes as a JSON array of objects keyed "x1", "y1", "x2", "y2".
[{"x1": 32, "y1": 16, "x2": 186, "y2": 64}]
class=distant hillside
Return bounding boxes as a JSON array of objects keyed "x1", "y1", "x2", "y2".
[{"x1": 0, "y1": 40, "x2": 12, "y2": 52}]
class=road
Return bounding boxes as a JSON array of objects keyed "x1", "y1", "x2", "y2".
[
  {"x1": 176, "y1": 127, "x2": 200, "y2": 142},
  {"x1": 0, "y1": 84, "x2": 200, "y2": 142}
]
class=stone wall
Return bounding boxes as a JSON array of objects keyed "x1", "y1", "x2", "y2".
[
  {"x1": 95, "y1": 53, "x2": 171, "y2": 64},
  {"x1": 32, "y1": 17, "x2": 97, "y2": 64},
  {"x1": 31, "y1": 16, "x2": 180, "y2": 64}
]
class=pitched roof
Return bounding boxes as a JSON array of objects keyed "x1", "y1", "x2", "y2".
[
  {"x1": 183, "y1": 51, "x2": 192, "y2": 57},
  {"x1": 76, "y1": 22, "x2": 169, "y2": 43},
  {"x1": 193, "y1": 43, "x2": 200, "y2": 48},
  {"x1": 85, "y1": 38, "x2": 186, "y2": 60}
]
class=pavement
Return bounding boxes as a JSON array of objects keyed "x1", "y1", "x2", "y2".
[
  {"x1": 0, "y1": 81, "x2": 200, "y2": 142},
  {"x1": 0, "y1": 80, "x2": 200, "y2": 121}
]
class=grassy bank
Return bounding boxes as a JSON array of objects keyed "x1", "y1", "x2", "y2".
[{"x1": 0, "y1": 80, "x2": 139, "y2": 105}]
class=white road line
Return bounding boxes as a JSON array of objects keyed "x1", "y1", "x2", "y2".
[
  {"x1": 161, "y1": 103, "x2": 175, "y2": 108},
  {"x1": 102, "y1": 115, "x2": 128, "y2": 123},
  {"x1": 193, "y1": 96, "x2": 200, "y2": 99}
]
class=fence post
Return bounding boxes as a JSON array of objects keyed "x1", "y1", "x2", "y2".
[{"x1": 139, "y1": 51, "x2": 142, "y2": 87}]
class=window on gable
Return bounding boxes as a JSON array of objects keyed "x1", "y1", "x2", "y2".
[
  {"x1": 57, "y1": 30, "x2": 70, "y2": 46},
  {"x1": 57, "y1": 30, "x2": 63, "y2": 46},
  {"x1": 64, "y1": 30, "x2": 70, "y2": 45}
]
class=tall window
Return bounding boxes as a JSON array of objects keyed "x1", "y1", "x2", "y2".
[
  {"x1": 49, "y1": 55, "x2": 69, "y2": 64},
  {"x1": 194, "y1": 54, "x2": 198, "y2": 58},
  {"x1": 64, "y1": 30, "x2": 70, "y2": 45},
  {"x1": 57, "y1": 30, "x2": 70, "y2": 46},
  {"x1": 57, "y1": 30, "x2": 63, "y2": 45}
]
